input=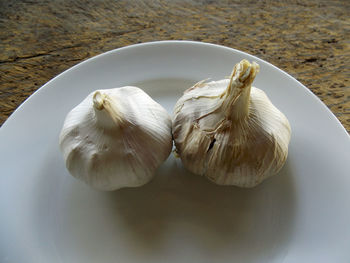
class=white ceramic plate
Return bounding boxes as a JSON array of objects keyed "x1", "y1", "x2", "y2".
[{"x1": 1, "y1": 41, "x2": 349, "y2": 263}]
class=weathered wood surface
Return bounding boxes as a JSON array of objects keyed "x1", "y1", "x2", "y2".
[{"x1": 0, "y1": 0, "x2": 349, "y2": 131}]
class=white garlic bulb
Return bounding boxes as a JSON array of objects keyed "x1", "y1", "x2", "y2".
[
  {"x1": 59, "y1": 86, "x2": 173, "y2": 191},
  {"x1": 172, "y1": 59, "x2": 291, "y2": 187}
]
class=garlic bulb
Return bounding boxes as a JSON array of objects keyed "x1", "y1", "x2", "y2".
[
  {"x1": 172, "y1": 59, "x2": 291, "y2": 187},
  {"x1": 59, "y1": 86, "x2": 173, "y2": 191}
]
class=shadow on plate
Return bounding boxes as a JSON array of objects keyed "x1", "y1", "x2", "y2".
[
  {"x1": 35, "y1": 149, "x2": 296, "y2": 262},
  {"x1": 105, "y1": 156, "x2": 296, "y2": 262}
]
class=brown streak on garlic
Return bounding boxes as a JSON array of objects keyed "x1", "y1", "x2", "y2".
[{"x1": 172, "y1": 59, "x2": 291, "y2": 187}]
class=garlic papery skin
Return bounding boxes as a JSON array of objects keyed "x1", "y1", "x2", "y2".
[
  {"x1": 59, "y1": 86, "x2": 173, "y2": 191},
  {"x1": 172, "y1": 59, "x2": 291, "y2": 187}
]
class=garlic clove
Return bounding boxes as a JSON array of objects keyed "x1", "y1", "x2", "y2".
[
  {"x1": 172, "y1": 59, "x2": 291, "y2": 187},
  {"x1": 59, "y1": 86, "x2": 173, "y2": 191}
]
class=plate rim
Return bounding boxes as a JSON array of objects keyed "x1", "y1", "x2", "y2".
[{"x1": 1, "y1": 40, "x2": 348, "y2": 137}]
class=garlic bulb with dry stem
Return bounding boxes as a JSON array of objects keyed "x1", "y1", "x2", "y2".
[
  {"x1": 59, "y1": 86, "x2": 173, "y2": 191},
  {"x1": 172, "y1": 59, "x2": 291, "y2": 187}
]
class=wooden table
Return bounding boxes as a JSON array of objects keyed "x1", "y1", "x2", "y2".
[{"x1": 1, "y1": 0, "x2": 349, "y2": 132}]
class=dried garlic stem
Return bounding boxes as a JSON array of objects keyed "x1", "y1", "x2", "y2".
[
  {"x1": 223, "y1": 59, "x2": 259, "y2": 121},
  {"x1": 93, "y1": 91, "x2": 126, "y2": 128}
]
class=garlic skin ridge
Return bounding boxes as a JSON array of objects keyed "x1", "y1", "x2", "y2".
[
  {"x1": 172, "y1": 60, "x2": 291, "y2": 187},
  {"x1": 59, "y1": 86, "x2": 173, "y2": 191}
]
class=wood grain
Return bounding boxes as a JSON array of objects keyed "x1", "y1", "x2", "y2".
[{"x1": 0, "y1": 0, "x2": 349, "y2": 132}]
